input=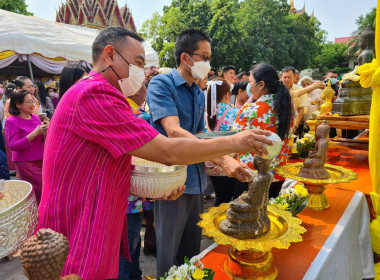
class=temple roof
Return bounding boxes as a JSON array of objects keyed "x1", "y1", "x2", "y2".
[{"x1": 56, "y1": 0, "x2": 136, "y2": 31}]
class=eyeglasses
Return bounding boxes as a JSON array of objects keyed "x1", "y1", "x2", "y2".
[
  {"x1": 25, "y1": 100, "x2": 36, "y2": 105},
  {"x1": 189, "y1": 53, "x2": 212, "y2": 63}
]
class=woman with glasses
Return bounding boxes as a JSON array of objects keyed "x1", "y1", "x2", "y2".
[
  {"x1": 233, "y1": 63, "x2": 296, "y2": 198},
  {"x1": 4, "y1": 90, "x2": 49, "y2": 205}
]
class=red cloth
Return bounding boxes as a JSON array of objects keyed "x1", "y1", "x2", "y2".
[
  {"x1": 201, "y1": 188, "x2": 356, "y2": 280},
  {"x1": 37, "y1": 71, "x2": 159, "y2": 279}
]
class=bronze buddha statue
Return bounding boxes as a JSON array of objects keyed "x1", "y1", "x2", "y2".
[
  {"x1": 298, "y1": 121, "x2": 330, "y2": 179},
  {"x1": 332, "y1": 26, "x2": 374, "y2": 116},
  {"x1": 220, "y1": 156, "x2": 273, "y2": 239}
]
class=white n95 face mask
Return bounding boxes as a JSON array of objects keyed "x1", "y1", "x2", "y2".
[
  {"x1": 118, "y1": 64, "x2": 146, "y2": 97},
  {"x1": 186, "y1": 55, "x2": 211, "y2": 80}
]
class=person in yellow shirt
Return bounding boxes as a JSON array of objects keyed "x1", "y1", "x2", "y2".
[{"x1": 281, "y1": 66, "x2": 325, "y2": 134}]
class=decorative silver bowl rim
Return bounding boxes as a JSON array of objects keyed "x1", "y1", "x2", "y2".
[
  {"x1": 132, "y1": 158, "x2": 186, "y2": 173},
  {"x1": 0, "y1": 180, "x2": 33, "y2": 217}
]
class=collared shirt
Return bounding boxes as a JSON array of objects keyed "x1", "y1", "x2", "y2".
[
  {"x1": 37, "y1": 70, "x2": 158, "y2": 279},
  {"x1": 147, "y1": 68, "x2": 206, "y2": 194},
  {"x1": 233, "y1": 94, "x2": 296, "y2": 180}
]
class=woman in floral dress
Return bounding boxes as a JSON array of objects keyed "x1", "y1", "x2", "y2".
[
  {"x1": 204, "y1": 78, "x2": 249, "y2": 206},
  {"x1": 233, "y1": 63, "x2": 296, "y2": 198}
]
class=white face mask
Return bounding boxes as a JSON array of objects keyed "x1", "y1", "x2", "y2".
[
  {"x1": 186, "y1": 54, "x2": 211, "y2": 80},
  {"x1": 118, "y1": 64, "x2": 145, "y2": 97},
  {"x1": 49, "y1": 92, "x2": 55, "y2": 97}
]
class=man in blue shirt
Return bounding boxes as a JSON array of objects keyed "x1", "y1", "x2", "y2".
[{"x1": 147, "y1": 29, "x2": 252, "y2": 277}]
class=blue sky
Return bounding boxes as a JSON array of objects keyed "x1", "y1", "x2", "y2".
[{"x1": 25, "y1": 0, "x2": 376, "y2": 42}]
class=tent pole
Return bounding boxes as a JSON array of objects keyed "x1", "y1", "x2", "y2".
[{"x1": 27, "y1": 55, "x2": 34, "y2": 83}]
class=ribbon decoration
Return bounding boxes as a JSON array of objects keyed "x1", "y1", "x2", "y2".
[
  {"x1": 206, "y1": 80, "x2": 223, "y2": 118},
  {"x1": 357, "y1": 0, "x2": 380, "y2": 256}
]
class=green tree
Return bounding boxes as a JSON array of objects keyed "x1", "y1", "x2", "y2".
[
  {"x1": 141, "y1": 0, "x2": 325, "y2": 71},
  {"x1": 0, "y1": 0, "x2": 33, "y2": 15},
  {"x1": 208, "y1": 0, "x2": 244, "y2": 71},
  {"x1": 314, "y1": 42, "x2": 349, "y2": 74},
  {"x1": 238, "y1": 0, "x2": 324, "y2": 70}
]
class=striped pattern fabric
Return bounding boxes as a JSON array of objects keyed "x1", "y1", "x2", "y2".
[
  {"x1": 4, "y1": 135, "x2": 16, "y2": 170},
  {"x1": 14, "y1": 160, "x2": 42, "y2": 205},
  {"x1": 37, "y1": 70, "x2": 159, "y2": 280}
]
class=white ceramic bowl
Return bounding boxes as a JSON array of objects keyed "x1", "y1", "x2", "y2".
[
  {"x1": 0, "y1": 180, "x2": 38, "y2": 258},
  {"x1": 130, "y1": 158, "x2": 187, "y2": 199}
]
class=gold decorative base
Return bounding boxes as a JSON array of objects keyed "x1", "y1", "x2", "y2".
[
  {"x1": 276, "y1": 163, "x2": 357, "y2": 211},
  {"x1": 305, "y1": 184, "x2": 330, "y2": 210},
  {"x1": 224, "y1": 247, "x2": 277, "y2": 280}
]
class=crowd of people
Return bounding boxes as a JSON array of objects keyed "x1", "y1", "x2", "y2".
[{"x1": 0, "y1": 26, "x2": 344, "y2": 280}]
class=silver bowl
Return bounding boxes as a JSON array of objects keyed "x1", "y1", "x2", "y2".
[
  {"x1": 130, "y1": 157, "x2": 187, "y2": 199},
  {"x1": 0, "y1": 180, "x2": 38, "y2": 258}
]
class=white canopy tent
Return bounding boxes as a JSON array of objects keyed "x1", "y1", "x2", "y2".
[{"x1": 0, "y1": 9, "x2": 159, "y2": 78}]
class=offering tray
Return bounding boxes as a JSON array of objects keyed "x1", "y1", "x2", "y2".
[
  {"x1": 277, "y1": 163, "x2": 358, "y2": 210},
  {"x1": 198, "y1": 204, "x2": 306, "y2": 279},
  {"x1": 0, "y1": 180, "x2": 38, "y2": 258}
]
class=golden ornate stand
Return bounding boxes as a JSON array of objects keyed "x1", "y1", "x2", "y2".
[
  {"x1": 277, "y1": 163, "x2": 357, "y2": 210},
  {"x1": 198, "y1": 204, "x2": 306, "y2": 279}
]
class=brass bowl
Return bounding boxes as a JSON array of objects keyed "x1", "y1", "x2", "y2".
[
  {"x1": 130, "y1": 157, "x2": 187, "y2": 199},
  {"x1": 0, "y1": 180, "x2": 38, "y2": 258}
]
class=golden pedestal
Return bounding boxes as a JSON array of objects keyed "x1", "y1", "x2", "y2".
[
  {"x1": 225, "y1": 248, "x2": 277, "y2": 280},
  {"x1": 198, "y1": 204, "x2": 306, "y2": 279},
  {"x1": 277, "y1": 163, "x2": 357, "y2": 210}
]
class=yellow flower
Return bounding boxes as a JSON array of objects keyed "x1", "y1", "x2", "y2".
[
  {"x1": 333, "y1": 113, "x2": 339, "y2": 117},
  {"x1": 192, "y1": 269, "x2": 205, "y2": 280},
  {"x1": 302, "y1": 137, "x2": 309, "y2": 141},
  {"x1": 291, "y1": 147, "x2": 297, "y2": 154},
  {"x1": 276, "y1": 202, "x2": 289, "y2": 210},
  {"x1": 300, "y1": 139, "x2": 305, "y2": 144},
  {"x1": 294, "y1": 185, "x2": 309, "y2": 197}
]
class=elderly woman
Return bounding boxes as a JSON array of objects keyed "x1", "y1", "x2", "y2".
[
  {"x1": 300, "y1": 76, "x2": 323, "y2": 120},
  {"x1": 233, "y1": 63, "x2": 296, "y2": 198}
]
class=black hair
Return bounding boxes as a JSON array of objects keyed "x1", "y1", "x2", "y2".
[
  {"x1": 5, "y1": 83, "x2": 15, "y2": 99},
  {"x1": 281, "y1": 66, "x2": 296, "y2": 75},
  {"x1": 92, "y1": 27, "x2": 144, "y2": 64},
  {"x1": 206, "y1": 78, "x2": 231, "y2": 131},
  {"x1": 326, "y1": 69, "x2": 338, "y2": 75},
  {"x1": 9, "y1": 90, "x2": 30, "y2": 115},
  {"x1": 231, "y1": 81, "x2": 249, "y2": 96},
  {"x1": 222, "y1": 65, "x2": 236, "y2": 74},
  {"x1": 236, "y1": 71, "x2": 250, "y2": 80},
  {"x1": 34, "y1": 82, "x2": 47, "y2": 107},
  {"x1": 13, "y1": 76, "x2": 30, "y2": 90},
  {"x1": 59, "y1": 63, "x2": 88, "y2": 99},
  {"x1": 251, "y1": 63, "x2": 293, "y2": 140},
  {"x1": 174, "y1": 29, "x2": 211, "y2": 67}
]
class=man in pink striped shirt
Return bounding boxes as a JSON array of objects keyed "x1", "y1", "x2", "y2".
[{"x1": 37, "y1": 27, "x2": 272, "y2": 279}]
